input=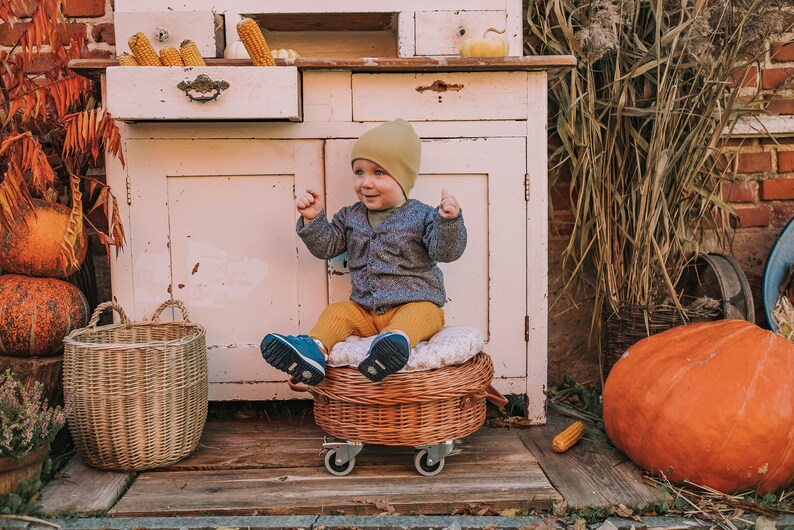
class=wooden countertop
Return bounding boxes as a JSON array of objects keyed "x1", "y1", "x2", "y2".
[{"x1": 69, "y1": 56, "x2": 577, "y2": 82}]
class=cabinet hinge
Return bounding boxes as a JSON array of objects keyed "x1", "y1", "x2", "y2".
[
  {"x1": 524, "y1": 315, "x2": 529, "y2": 342},
  {"x1": 125, "y1": 175, "x2": 132, "y2": 205},
  {"x1": 524, "y1": 174, "x2": 530, "y2": 202}
]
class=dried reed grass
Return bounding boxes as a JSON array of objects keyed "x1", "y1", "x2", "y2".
[{"x1": 528, "y1": 0, "x2": 794, "y2": 377}]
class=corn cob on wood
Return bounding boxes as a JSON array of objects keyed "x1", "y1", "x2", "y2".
[
  {"x1": 117, "y1": 52, "x2": 139, "y2": 66},
  {"x1": 551, "y1": 421, "x2": 584, "y2": 453},
  {"x1": 128, "y1": 32, "x2": 162, "y2": 66},
  {"x1": 179, "y1": 40, "x2": 206, "y2": 66},
  {"x1": 159, "y1": 46, "x2": 184, "y2": 66},
  {"x1": 236, "y1": 17, "x2": 276, "y2": 66}
]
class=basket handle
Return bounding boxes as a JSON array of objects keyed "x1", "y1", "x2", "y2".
[
  {"x1": 87, "y1": 301, "x2": 131, "y2": 327},
  {"x1": 151, "y1": 299, "x2": 192, "y2": 323},
  {"x1": 461, "y1": 384, "x2": 508, "y2": 411}
]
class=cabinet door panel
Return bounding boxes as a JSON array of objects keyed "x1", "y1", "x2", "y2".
[
  {"x1": 414, "y1": 10, "x2": 508, "y2": 56},
  {"x1": 123, "y1": 139, "x2": 325, "y2": 398},
  {"x1": 324, "y1": 138, "x2": 526, "y2": 378}
]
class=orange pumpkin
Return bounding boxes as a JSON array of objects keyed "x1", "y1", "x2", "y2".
[
  {"x1": 0, "y1": 199, "x2": 87, "y2": 278},
  {"x1": 603, "y1": 319, "x2": 794, "y2": 493},
  {"x1": 0, "y1": 274, "x2": 89, "y2": 357}
]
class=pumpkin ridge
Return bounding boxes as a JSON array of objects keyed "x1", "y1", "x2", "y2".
[
  {"x1": 710, "y1": 330, "x2": 773, "y2": 480},
  {"x1": 630, "y1": 323, "x2": 751, "y2": 471},
  {"x1": 0, "y1": 296, "x2": 6, "y2": 355},
  {"x1": 29, "y1": 306, "x2": 37, "y2": 356},
  {"x1": 762, "y1": 343, "x2": 794, "y2": 488}
]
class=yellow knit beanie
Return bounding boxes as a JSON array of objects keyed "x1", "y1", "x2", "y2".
[{"x1": 350, "y1": 119, "x2": 421, "y2": 199}]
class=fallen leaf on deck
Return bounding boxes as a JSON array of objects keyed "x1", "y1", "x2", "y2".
[
  {"x1": 353, "y1": 498, "x2": 396, "y2": 514},
  {"x1": 452, "y1": 503, "x2": 500, "y2": 516}
]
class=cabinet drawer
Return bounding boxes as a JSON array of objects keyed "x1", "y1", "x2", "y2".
[
  {"x1": 106, "y1": 66, "x2": 301, "y2": 121},
  {"x1": 114, "y1": 11, "x2": 220, "y2": 59},
  {"x1": 352, "y1": 72, "x2": 528, "y2": 121},
  {"x1": 415, "y1": 10, "x2": 508, "y2": 56}
]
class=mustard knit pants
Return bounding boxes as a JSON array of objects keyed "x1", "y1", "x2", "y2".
[{"x1": 310, "y1": 301, "x2": 445, "y2": 352}]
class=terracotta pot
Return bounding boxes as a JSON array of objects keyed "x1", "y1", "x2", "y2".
[{"x1": 0, "y1": 445, "x2": 48, "y2": 496}]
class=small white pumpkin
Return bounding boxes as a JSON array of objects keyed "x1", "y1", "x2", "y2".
[
  {"x1": 224, "y1": 40, "x2": 249, "y2": 59},
  {"x1": 459, "y1": 27, "x2": 509, "y2": 57},
  {"x1": 271, "y1": 48, "x2": 300, "y2": 59},
  {"x1": 225, "y1": 43, "x2": 300, "y2": 60}
]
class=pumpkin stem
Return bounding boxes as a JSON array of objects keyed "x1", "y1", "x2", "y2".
[{"x1": 483, "y1": 27, "x2": 506, "y2": 37}]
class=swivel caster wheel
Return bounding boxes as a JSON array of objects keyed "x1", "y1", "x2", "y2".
[
  {"x1": 325, "y1": 449, "x2": 356, "y2": 476},
  {"x1": 414, "y1": 449, "x2": 444, "y2": 476}
]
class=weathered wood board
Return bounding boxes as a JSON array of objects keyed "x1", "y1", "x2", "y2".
[
  {"x1": 161, "y1": 417, "x2": 326, "y2": 470},
  {"x1": 111, "y1": 421, "x2": 562, "y2": 516},
  {"x1": 39, "y1": 455, "x2": 133, "y2": 516},
  {"x1": 517, "y1": 411, "x2": 673, "y2": 509}
]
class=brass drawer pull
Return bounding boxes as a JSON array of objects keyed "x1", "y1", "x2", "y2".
[{"x1": 177, "y1": 74, "x2": 230, "y2": 103}]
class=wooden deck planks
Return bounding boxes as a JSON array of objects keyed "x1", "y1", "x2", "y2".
[
  {"x1": 111, "y1": 423, "x2": 562, "y2": 516},
  {"x1": 39, "y1": 455, "x2": 133, "y2": 516},
  {"x1": 517, "y1": 410, "x2": 672, "y2": 509},
  {"x1": 111, "y1": 463, "x2": 559, "y2": 516},
  {"x1": 162, "y1": 418, "x2": 327, "y2": 470}
]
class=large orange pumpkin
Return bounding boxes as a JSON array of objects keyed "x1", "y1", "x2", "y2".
[
  {"x1": 0, "y1": 199, "x2": 87, "y2": 278},
  {"x1": 0, "y1": 274, "x2": 89, "y2": 357},
  {"x1": 603, "y1": 319, "x2": 794, "y2": 493}
]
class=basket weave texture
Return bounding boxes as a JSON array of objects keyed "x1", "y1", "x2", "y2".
[
  {"x1": 603, "y1": 303, "x2": 720, "y2": 374},
  {"x1": 63, "y1": 300, "x2": 208, "y2": 471},
  {"x1": 310, "y1": 352, "x2": 498, "y2": 446}
]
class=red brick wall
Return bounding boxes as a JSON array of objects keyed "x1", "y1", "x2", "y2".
[
  {"x1": 0, "y1": 0, "x2": 114, "y2": 70},
  {"x1": 717, "y1": 36, "x2": 794, "y2": 317}
]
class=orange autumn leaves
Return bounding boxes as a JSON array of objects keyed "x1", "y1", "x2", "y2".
[{"x1": 0, "y1": 0, "x2": 125, "y2": 265}]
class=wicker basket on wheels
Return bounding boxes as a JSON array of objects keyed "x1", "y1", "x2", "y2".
[
  {"x1": 292, "y1": 352, "x2": 506, "y2": 447},
  {"x1": 63, "y1": 299, "x2": 208, "y2": 471}
]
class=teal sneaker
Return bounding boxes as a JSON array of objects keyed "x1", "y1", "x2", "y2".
[
  {"x1": 358, "y1": 331, "x2": 410, "y2": 382},
  {"x1": 260, "y1": 333, "x2": 326, "y2": 385}
]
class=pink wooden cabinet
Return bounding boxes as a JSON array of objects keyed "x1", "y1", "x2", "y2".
[{"x1": 88, "y1": 0, "x2": 575, "y2": 421}]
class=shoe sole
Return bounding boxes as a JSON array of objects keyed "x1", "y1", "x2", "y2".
[
  {"x1": 261, "y1": 334, "x2": 325, "y2": 385},
  {"x1": 358, "y1": 335, "x2": 410, "y2": 382}
]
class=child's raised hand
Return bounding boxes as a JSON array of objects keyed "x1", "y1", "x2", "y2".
[
  {"x1": 297, "y1": 188, "x2": 323, "y2": 221},
  {"x1": 438, "y1": 188, "x2": 460, "y2": 219}
]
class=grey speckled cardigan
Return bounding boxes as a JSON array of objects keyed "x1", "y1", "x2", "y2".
[{"x1": 297, "y1": 199, "x2": 467, "y2": 314}]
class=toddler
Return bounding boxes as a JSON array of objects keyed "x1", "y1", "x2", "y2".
[{"x1": 260, "y1": 119, "x2": 467, "y2": 385}]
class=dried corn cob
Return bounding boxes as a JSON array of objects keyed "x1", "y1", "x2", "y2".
[
  {"x1": 117, "y1": 52, "x2": 139, "y2": 66},
  {"x1": 179, "y1": 40, "x2": 206, "y2": 66},
  {"x1": 551, "y1": 421, "x2": 584, "y2": 453},
  {"x1": 159, "y1": 46, "x2": 184, "y2": 66},
  {"x1": 236, "y1": 17, "x2": 276, "y2": 66},
  {"x1": 128, "y1": 32, "x2": 162, "y2": 66}
]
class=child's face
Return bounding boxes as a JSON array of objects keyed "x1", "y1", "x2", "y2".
[{"x1": 353, "y1": 159, "x2": 406, "y2": 211}]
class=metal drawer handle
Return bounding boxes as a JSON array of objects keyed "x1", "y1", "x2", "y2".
[{"x1": 177, "y1": 74, "x2": 230, "y2": 103}]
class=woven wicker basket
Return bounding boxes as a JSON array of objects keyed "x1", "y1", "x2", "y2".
[
  {"x1": 292, "y1": 352, "x2": 506, "y2": 446},
  {"x1": 63, "y1": 300, "x2": 208, "y2": 471}
]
